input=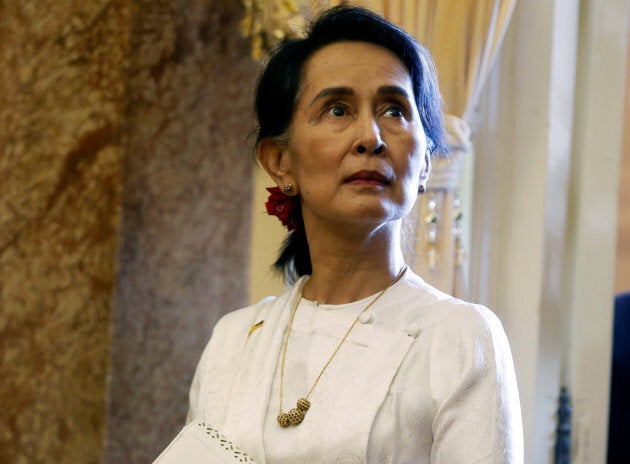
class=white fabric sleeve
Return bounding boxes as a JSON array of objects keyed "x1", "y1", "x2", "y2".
[
  {"x1": 186, "y1": 321, "x2": 221, "y2": 425},
  {"x1": 429, "y1": 304, "x2": 523, "y2": 464},
  {"x1": 185, "y1": 312, "x2": 244, "y2": 425}
]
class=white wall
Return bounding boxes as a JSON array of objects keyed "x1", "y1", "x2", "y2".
[
  {"x1": 565, "y1": 1, "x2": 628, "y2": 462},
  {"x1": 471, "y1": 0, "x2": 629, "y2": 462}
]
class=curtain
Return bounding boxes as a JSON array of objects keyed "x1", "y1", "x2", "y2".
[{"x1": 371, "y1": 0, "x2": 517, "y2": 297}]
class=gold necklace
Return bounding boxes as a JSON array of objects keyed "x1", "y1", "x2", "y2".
[{"x1": 277, "y1": 265, "x2": 408, "y2": 427}]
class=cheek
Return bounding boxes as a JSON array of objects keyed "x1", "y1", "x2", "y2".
[
  {"x1": 290, "y1": 134, "x2": 347, "y2": 175},
  {"x1": 400, "y1": 166, "x2": 422, "y2": 194},
  {"x1": 395, "y1": 136, "x2": 425, "y2": 178}
]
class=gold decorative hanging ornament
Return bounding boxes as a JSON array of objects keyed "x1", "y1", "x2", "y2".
[
  {"x1": 277, "y1": 265, "x2": 408, "y2": 427},
  {"x1": 239, "y1": 0, "x2": 349, "y2": 59},
  {"x1": 424, "y1": 193, "x2": 439, "y2": 271}
]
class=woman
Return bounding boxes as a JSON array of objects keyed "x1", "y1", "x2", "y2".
[{"x1": 187, "y1": 6, "x2": 523, "y2": 463}]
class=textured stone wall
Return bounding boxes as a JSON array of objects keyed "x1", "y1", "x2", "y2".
[
  {"x1": 0, "y1": 1, "x2": 131, "y2": 463},
  {"x1": 104, "y1": 1, "x2": 257, "y2": 462},
  {"x1": 0, "y1": 0, "x2": 257, "y2": 463}
]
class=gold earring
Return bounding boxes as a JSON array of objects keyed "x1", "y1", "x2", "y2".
[{"x1": 283, "y1": 183, "x2": 294, "y2": 194}]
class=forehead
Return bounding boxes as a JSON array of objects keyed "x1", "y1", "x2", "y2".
[{"x1": 300, "y1": 41, "x2": 412, "y2": 95}]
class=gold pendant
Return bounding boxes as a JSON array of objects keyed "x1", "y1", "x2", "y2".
[
  {"x1": 277, "y1": 412, "x2": 290, "y2": 427},
  {"x1": 277, "y1": 398, "x2": 311, "y2": 427}
]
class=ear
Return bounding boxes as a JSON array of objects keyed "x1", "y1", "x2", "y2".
[
  {"x1": 419, "y1": 149, "x2": 431, "y2": 186},
  {"x1": 257, "y1": 137, "x2": 295, "y2": 188}
]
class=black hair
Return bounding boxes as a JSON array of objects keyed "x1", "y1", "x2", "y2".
[{"x1": 255, "y1": 6, "x2": 446, "y2": 283}]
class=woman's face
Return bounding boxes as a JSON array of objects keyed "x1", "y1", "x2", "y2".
[{"x1": 282, "y1": 41, "x2": 430, "y2": 231}]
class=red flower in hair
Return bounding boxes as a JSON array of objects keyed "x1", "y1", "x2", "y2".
[{"x1": 265, "y1": 187, "x2": 300, "y2": 231}]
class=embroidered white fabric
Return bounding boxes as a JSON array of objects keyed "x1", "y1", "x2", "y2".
[{"x1": 187, "y1": 271, "x2": 523, "y2": 463}]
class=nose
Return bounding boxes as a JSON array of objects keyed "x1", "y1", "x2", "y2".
[{"x1": 354, "y1": 116, "x2": 385, "y2": 155}]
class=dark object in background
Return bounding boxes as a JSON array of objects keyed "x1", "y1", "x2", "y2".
[{"x1": 608, "y1": 291, "x2": 630, "y2": 463}]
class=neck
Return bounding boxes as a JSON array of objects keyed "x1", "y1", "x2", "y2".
[{"x1": 301, "y1": 219, "x2": 406, "y2": 305}]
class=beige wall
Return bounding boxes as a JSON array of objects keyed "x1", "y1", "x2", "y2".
[
  {"x1": 615, "y1": 30, "x2": 630, "y2": 295},
  {"x1": 0, "y1": 1, "x2": 257, "y2": 463}
]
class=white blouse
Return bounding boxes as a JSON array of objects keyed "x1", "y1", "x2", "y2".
[{"x1": 188, "y1": 271, "x2": 523, "y2": 463}]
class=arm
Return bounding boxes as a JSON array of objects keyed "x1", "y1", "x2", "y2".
[
  {"x1": 429, "y1": 305, "x2": 523, "y2": 464},
  {"x1": 186, "y1": 310, "x2": 251, "y2": 424}
]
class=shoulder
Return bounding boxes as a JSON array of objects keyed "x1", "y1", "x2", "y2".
[
  {"x1": 387, "y1": 270, "x2": 505, "y2": 338},
  {"x1": 397, "y1": 277, "x2": 515, "y2": 389},
  {"x1": 212, "y1": 296, "x2": 277, "y2": 338},
  {"x1": 209, "y1": 278, "x2": 305, "y2": 341},
  {"x1": 214, "y1": 296, "x2": 276, "y2": 329}
]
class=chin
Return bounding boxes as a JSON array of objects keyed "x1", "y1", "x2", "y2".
[{"x1": 347, "y1": 205, "x2": 408, "y2": 225}]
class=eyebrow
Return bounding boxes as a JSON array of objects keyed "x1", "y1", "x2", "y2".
[
  {"x1": 309, "y1": 86, "x2": 354, "y2": 106},
  {"x1": 309, "y1": 85, "x2": 411, "y2": 107},
  {"x1": 377, "y1": 85, "x2": 410, "y2": 99}
]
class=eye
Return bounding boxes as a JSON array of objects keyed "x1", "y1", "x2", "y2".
[
  {"x1": 384, "y1": 105, "x2": 405, "y2": 118},
  {"x1": 325, "y1": 103, "x2": 348, "y2": 117}
]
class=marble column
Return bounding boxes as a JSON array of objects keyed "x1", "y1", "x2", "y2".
[
  {"x1": 0, "y1": 1, "x2": 131, "y2": 463},
  {"x1": 0, "y1": 1, "x2": 258, "y2": 463},
  {"x1": 104, "y1": 1, "x2": 258, "y2": 462}
]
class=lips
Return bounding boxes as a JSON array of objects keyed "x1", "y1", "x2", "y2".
[{"x1": 344, "y1": 170, "x2": 390, "y2": 185}]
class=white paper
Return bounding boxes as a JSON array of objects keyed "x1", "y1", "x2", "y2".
[{"x1": 153, "y1": 421, "x2": 257, "y2": 464}]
